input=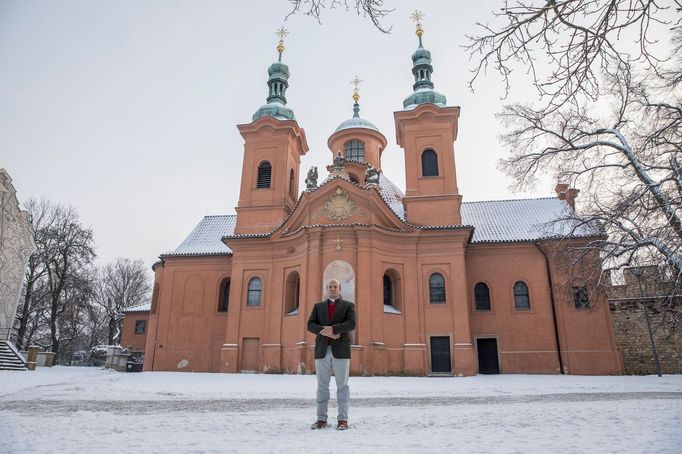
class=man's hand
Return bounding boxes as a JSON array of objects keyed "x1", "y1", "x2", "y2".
[{"x1": 320, "y1": 326, "x2": 340, "y2": 339}]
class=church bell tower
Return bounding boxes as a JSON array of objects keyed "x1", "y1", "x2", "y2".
[
  {"x1": 394, "y1": 13, "x2": 462, "y2": 226},
  {"x1": 234, "y1": 28, "x2": 309, "y2": 234}
]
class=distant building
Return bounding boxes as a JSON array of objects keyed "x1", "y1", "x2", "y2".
[
  {"x1": 139, "y1": 23, "x2": 622, "y2": 375},
  {"x1": 120, "y1": 303, "x2": 150, "y2": 353}
]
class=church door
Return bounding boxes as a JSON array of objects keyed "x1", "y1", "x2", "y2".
[
  {"x1": 430, "y1": 336, "x2": 451, "y2": 373},
  {"x1": 240, "y1": 337, "x2": 260, "y2": 373},
  {"x1": 476, "y1": 338, "x2": 500, "y2": 374}
]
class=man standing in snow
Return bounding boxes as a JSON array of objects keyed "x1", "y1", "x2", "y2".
[{"x1": 307, "y1": 279, "x2": 356, "y2": 430}]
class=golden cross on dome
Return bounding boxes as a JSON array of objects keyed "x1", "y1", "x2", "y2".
[
  {"x1": 275, "y1": 27, "x2": 289, "y2": 41},
  {"x1": 335, "y1": 236, "x2": 343, "y2": 251},
  {"x1": 410, "y1": 10, "x2": 424, "y2": 24},
  {"x1": 410, "y1": 10, "x2": 424, "y2": 38},
  {"x1": 275, "y1": 27, "x2": 288, "y2": 59},
  {"x1": 350, "y1": 75, "x2": 363, "y2": 102}
]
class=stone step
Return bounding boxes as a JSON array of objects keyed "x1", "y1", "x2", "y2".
[
  {"x1": 0, "y1": 366, "x2": 28, "y2": 371},
  {"x1": 0, "y1": 341, "x2": 27, "y2": 371}
]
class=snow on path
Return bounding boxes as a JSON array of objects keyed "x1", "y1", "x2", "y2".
[{"x1": 1, "y1": 367, "x2": 681, "y2": 453}]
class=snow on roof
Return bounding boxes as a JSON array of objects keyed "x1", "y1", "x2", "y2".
[
  {"x1": 378, "y1": 173, "x2": 406, "y2": 220},
  {"x1": 163, "y1": 191, "x2": 597, "y2": 257},
  {"x1": 122, "y1": 302, "x2": 151, "y2": 313},
  {"x1": 165, "y1": 215, "x2": 236, "y2": 256},
  {"x1": 461, "y1": 197, "x2": 600, "y2": 243}
]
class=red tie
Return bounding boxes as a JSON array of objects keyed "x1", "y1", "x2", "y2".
[{"x1": 328, "y1": 299, "x2": 337, "y2": 321}]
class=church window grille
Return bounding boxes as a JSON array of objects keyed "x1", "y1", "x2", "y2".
[
  {"x1": 573, "y1": 286, "x2": 590, "y2": 309},
  {"x1": 134, "y1": 320, "x2": 147, "y2": 335},
  {"x1": 513, "y1": 281, "x2": 531, "y2": 310},
  {"x1": 257, "y1": 161, "x2": 271, "y2": 189},
  {"x1": 247, "y1": 278, "x2": 262, "y2": 307},
  {"x1": 421, "y1": 149, "x2": 439, "y2": 177},
  {"x1": 344, "y1": 140, "x2": 365, "y2": 162},
  {"x1": 475, "y1": 282, "x2": 491, "y2": 311},
  {"x1": 429, "y1": 273, "x2": 446, "y2": 304}
]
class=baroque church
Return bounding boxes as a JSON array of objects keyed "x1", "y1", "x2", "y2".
[{"x1": 142, "y1": 20, "x2": 623, "y2": 376}]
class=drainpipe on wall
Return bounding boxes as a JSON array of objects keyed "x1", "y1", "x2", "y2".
[{"x1": 535, "y1": 242, "x2": 565, "y2": 375}]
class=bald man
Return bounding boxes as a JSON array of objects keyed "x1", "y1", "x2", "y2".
[{"x1": 307, "y1": 279, "x2": 356, "y2": 430}]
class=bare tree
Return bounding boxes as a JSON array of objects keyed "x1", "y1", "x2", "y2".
[
  {"x1": 93, "y1": 258, "x2": 151, "y2": 345},
  {"x1": 466, "y1": 1, "x2": 682, "y2": 328},
  {"x1": 39, "y1": 202, "x2": 96, "y2": 360},
  {"x1": 286, "y1": 0, "x2": 394, "y2": 32}
]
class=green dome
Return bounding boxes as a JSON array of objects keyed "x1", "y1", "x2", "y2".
[
  {"x1": 252, "y1": 57, "x2": 294, "y2": 121},
  {"x1": 268, "y1": 62, "x2": 290, "y2": 80},
  {"x1": 403, "y1": 88, "x2": 447, "y2": 109},
  {"x1": 411, "y1": 47, "x2": 431, "y2": 66},
  {"x1": 252, "y1": 102, "x2": 295, "y2": 121}
]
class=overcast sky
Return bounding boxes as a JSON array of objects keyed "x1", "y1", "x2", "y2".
[{"x1": 1, "y1": 0, "x2": 552, "y2": 269}]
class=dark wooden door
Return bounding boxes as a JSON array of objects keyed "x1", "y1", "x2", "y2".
[
  {"x1": 477, "y1": 338, "x2": 500, "y2": 374},
  {"x1": 430, "y1": 336, "x2": 451, "y2": 373}
]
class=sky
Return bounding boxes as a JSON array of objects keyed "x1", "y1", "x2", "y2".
[{"x1": 1, "y1": 0, "x2": 551, "y2": 269}]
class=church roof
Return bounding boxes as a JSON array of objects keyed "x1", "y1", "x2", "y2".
[
  {"x1": 122, "y1": 302, "x2": 151, "y2": 313},
  {"x1": 165, "y1": 215, "x2": 236, "y2": 256},
  {"x1": 335, "y1": 116, "x2": 380, "y2": 132},
  {"x1": 164, "y1": 193, "x2": 599, "y2": 257},
  {"x1": 461, "y1": 197, "x2": 600, "y2": 243}
]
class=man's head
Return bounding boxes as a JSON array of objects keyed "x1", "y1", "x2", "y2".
[{"x1": 327, "y1": 279, "x2": 341, "y2": 300}]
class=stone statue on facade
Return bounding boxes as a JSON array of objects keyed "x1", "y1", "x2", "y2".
[
  {"x1": 333, "y1": 151, "x2": 346, "y2": 169},
  {"x1": 364, "y1": 163, "x2": 381, "y2": 186},
  {"x1": 325, "y1": 151, "x2": 351, "y2": 182},
  {"x1": 0, "y1": 169, "x2": 37, "y2": 344},
  {"x1": 305, "y1": 166, "x2": 318, "y2": 191}
]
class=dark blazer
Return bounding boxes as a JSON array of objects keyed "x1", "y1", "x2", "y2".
[{"x1": 307, "y1": 298, "x2": 356, "y2": 359}]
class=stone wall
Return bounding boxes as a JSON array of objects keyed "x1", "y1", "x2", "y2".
[{"x1": 607, "y1": 266, "x2": 682, "y2": 374}]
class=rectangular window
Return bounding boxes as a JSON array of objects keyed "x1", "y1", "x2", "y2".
[
  {"x1": 573, "y1": 286, "x2": 590, "y2": 309},
  {"x1": 134, "y1": 320, "x2": 147, "y2": 335}
]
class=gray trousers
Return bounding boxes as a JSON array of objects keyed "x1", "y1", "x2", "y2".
[{"x1": 315, "y1": 346, "x2": 350, "y2": 422}]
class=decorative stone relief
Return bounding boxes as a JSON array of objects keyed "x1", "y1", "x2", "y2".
[
  {"x1": 312, "y1": 188, "x2": 366, "y2": 222},
  {"x1": 0, "y1": 169, "x2": 37, "y2": 341}
]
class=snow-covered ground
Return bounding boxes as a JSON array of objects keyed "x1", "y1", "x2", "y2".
[{"x1": 1, "y1": 367, "x2": 680, "y2": 453}]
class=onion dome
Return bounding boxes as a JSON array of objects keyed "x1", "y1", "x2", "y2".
[
  {"x1": 403, "y1": 11, "x2": 447, "y2": 109},
  {"x1": 253, "y1": 28, "x2": 296, "y2": 121}
]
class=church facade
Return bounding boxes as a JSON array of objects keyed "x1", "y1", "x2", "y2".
[{"x1": 142, "y1": 24, "x2": 622, "y2": 376}]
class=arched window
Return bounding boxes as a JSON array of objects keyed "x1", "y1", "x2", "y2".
[
  {"x1": 284, "y1": 272, "x2": 300, "y2": 315},
  {"x1": 257, "y1": 161, "x2": 272, "y2": 189},
  {"x1": 151, "y1": 283, "x2": 160, "y2": 314},
  {"x1": 429, "y1": 273, "x2": 446, "y2": 304},
  {"x1": 344, "y1": 140, "x2": 365, "y2": 162},
  {"x1": 289, "y1": 169, "x2": 296, "y2": 198},
  {"x1": 383, "y1": 275, "x2": 393, "y2": 306},
  {"x1": 513, "y1": 281, "x2": 530, "y2": 310},
  {"x1": 247, "y1": 277, "x2": 262, "y2": 307},
  {"x1": 421, "y1": 149, "x2": 439, "y2": 177},
  {"x1": 218, "y1": 278, "x2": 230, "y2": 312},
  {"x1": 474, "y1": 282, "x2": 491, "y2": 311}
]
